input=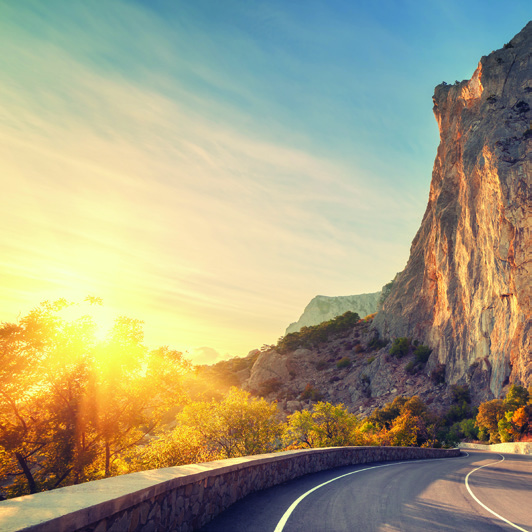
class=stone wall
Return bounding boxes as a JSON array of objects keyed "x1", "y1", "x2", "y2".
[
  {"x1": 459, "y1": 442, "x2": 532, "y2": 454},
  {"x1": 0, "y1": 446, "x2": 460, "y2": 532}
]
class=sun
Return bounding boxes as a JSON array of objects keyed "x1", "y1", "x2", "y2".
[{"x1": 58, "y1": 297, "x2": 117, "y2": 342}]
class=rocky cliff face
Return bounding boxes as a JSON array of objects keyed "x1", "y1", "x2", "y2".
[
  {"x1": 374, "y1": 22, "x2": 531, "y2": 401},
  {"x1": 286, "y1": 292, "x2": 380, "y2": 335}
]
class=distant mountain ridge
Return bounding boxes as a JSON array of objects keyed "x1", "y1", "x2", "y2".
[{"x1": 285, "y1": 292, "x2": 381, "y2": 335}]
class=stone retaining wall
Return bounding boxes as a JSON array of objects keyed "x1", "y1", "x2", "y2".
[
  {"x1": 459, "y1": 442, "x2": 532, "y2": 454},
  {"x1": 0, "y1": 446, "x2": 460, "y2": 532}
]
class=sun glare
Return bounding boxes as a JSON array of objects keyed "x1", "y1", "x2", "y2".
[{"x1": 59, "y1": 298, "x2": 117, "y2": 342}]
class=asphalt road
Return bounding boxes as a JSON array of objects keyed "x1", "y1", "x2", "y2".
[{"x1": 198, "y1": 451, "x2": 532, "y2": 532}]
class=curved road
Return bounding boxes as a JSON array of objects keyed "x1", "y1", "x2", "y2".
[{"x1": 199, "y1": 451, "x2": 532, "y2": 532}]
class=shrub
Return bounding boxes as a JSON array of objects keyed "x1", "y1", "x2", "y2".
[
  {"x1": 389, "y1": 337, "x2": 410, "y2": 358},
  {"x1": 450, "y1": 384, "x2": 471, "y2": 404},
  {"x1": 277, "y1": 311, "x2": 360, "y2": 353},
  {"x1": 336, "y1": 357, "x2": 352, "y2": 369},
  {"x1": 315, "y1": 360, "x2": 328, "y2": 371},
  {"x1": 405, "y1": 360, "x2": 417, "y2": 374},
  {"x1": 300, "y1": 383, "x2": 324, "y2": 402},
  {"x1": 430, "y1": 364, "x2": 446, "y2": 384},
  {"x1": 413, "y1": 345, "x2": 432, "y2": 364},
  {"x1": 366, "y1": 356, "x2": 375, "y2": 365},
  {"x1": 368, "y1": 335, "x2": 387, "y2": 350}
]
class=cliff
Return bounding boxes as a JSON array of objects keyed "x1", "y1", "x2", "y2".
[
  {"x1": 286, "y1": 292, "x2": 380, "y2": 335},
  {"x1": 374, "y1": 22, "x2": 532, "y2": 401}
]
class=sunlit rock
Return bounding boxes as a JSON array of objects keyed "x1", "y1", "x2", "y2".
[
  {"x1": 286, "y1": 292, "x2": 380, "y2": 335},
  {"x1": 374, "y1": 22, "x2": 532, "y2": 401}
]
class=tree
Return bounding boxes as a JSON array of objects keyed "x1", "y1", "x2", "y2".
[
  {"x1": 284, "y1": 402, "x2": 359, "y2": 449},
  {"x1": 0, "y1": 300, "x2": 95, "y2": 496},
  {"x1": 171, "y1": 388, "x2": 282, "y2": 460},
  {"x1": 476, "y1": 399, "x2": 505, "y2": 443},
  {"x1": 504, "y1": 384, "x2": 529, "y2": 411},
  {"x1": 385, "y1": 413, "x2": 423, "y2": 447},
  {"x1": 284, "y1": 410, "x2": 316, "y2": 448},
  {"x1": 0, "y1": 299, "x2": 191, "y2": 499},
  {"x1": 311, "y1": 402, "x2": 358, "y2": 447}
]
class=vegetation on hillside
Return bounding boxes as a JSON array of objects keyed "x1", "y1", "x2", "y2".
[
  {"x1": 2, "y1": 300, "x2": 531, "y2": 501},
  {"x1": 277, "y1": 311, "x2": 360, "y2": 353}
]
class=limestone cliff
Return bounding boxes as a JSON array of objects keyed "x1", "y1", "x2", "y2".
[
  {"x1": 286, "y1": 292, "x2": 380, "y2": 335},
  {"x1": 374, "y1": 22, "x2": 531, "y2": 400}
]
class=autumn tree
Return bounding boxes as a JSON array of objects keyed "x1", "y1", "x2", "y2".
[
  {"x1": 476, "y1": 399, "x2": 505, "y2": 443},
  {"x1": 0, "y1": 299, "x2": 191, "y2": 499},
  {"x1": 284, "y1": 402, "x2": 360, "y2": 448},
  {"x1": 157, "y1": 388, "x2": 283, "y2": 461}
]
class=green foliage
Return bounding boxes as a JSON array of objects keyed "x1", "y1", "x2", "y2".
[
  {"x1": 471, "y1": 386, "x2": 532, "y2": 444},
  {"x1": 368, "y1": 335, "x2": 387, "y2": 350},
  {"x1": 368, "y1": 396, "x2": 409, "y2": 430},
  {"x1": 389, "y1": 337, "x2": 410, "y2": 358},
  {"x1": 336, "y1": 357, "x2": 352, "y2": 369},
  {"x1": 284, "y1": 402, "x2": 360, "y2": 448},
  {"x1": 450, "y1": 385, "x2": 471, "y2": 404},
  {"x1": 504, "y1": 384, "x2": 529, "y2": 410},
  {"x1": 131, "y1": 388, "x2": 283, "y2": 466},
  {"x1": 277, "y1": 312, "x2": 360, "y2": 354},
  {"x1": 476, "y1": 399, "x2": 505, "y2": 443},
  {"x1": 413, "y1": 345, "x2": 432, "y2": 364},
  {"x1": 405, "y1": 361, "x2": 417, "y2": 374}
]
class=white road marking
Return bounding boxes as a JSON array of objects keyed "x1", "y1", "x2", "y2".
[
  {"x1": 465, "y1": 453, "x2": 530, "y2": 532},
  {"x1": 273, "y1": 455, "x2": 465, "y2": 532}
]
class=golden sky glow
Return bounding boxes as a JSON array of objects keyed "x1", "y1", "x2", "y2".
[{"x1": 1, "y1": 2, "x2": 528, "y2": 363}]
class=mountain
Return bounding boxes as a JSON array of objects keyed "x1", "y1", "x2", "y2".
[
  {"x1": 237, "y1": 22, "x2": 531, "y2": 413},
  {"x1": 373, "y1": 22, "x2": 532, "y2": 402},
  {"x1": 286, "y1": 292, "x2": 381, "y2": 335}
]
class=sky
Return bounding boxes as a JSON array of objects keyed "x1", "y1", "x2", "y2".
[{"x1": 1, "y1": 1, "x2": 530, "y2": 364}]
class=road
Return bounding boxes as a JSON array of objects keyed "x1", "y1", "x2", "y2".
[{"x1": 198, "y1": 451, "x2": 532, "y2": 532}]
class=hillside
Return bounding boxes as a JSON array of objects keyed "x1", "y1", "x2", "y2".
[{"x1": 238, "y1": 22, "x2": 531, "y2": 412}]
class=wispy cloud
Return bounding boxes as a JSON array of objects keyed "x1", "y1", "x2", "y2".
[{"x1": 2, "y1": 1, "x2": 528, "y2": 359}]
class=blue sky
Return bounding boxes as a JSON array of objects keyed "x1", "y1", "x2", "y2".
[{"x1": 0, "y1": 1, "x2": 529, "y2": 363}]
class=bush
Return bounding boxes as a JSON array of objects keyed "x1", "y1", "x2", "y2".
[
  {"x1": 405, "y1": 361, "x2": 417, "y2": 374},
  {"x1": 413, "y1": 345, "x2": 432, "y2": 364},
  {"x1": 450, "y1": 385, "x2": 471, "y2": 404},
  {"x1": 430, "y1": 364, "x2": 446, "y2": 384},
  {"x1": 368, "y1": 335, "x2": 387, "y2": 350},
  {"x1": 277, "y1": 311, "x2": 360, "y2": 353},
  {"x1": 300, "y1": 383, "x2": 324, "y2": 402},
  {"x1": 336, "y1": 357, "x2": 352, "y2": 369},
  {"x1": 315, "y1": 360, "x2": 328, "y2": 371},
  {"x1": 390, "y1": 337, "x2": 410, "y2": 358}
]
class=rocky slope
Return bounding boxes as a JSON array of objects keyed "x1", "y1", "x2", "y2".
[
  {"x1": 374, "y1": 22, "x2": 531, "y2": 401},
  {"x1": 286, "y1": 292, "x2": 381, "y2": 334},
  {"x1": 239, "y1": 317, "x2": 454, "y2": 417}
]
